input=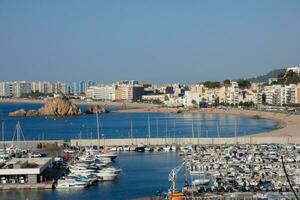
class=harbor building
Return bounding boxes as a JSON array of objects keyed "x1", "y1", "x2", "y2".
[{"x1": 0, "y1": 157, "x2": 53, "y2": 185}]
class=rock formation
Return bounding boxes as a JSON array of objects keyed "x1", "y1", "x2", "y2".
[
  {"x1": 87, "y1": 105, "x2": 109, "y2": 114},
  {"x1": 9, "y1": 96, "x2": 83, "y2": 117},
  {"x1": 38, "y1": 96, "x2": 82, "y2": 116},
  {"x1": 8, "y1": 109, "x2": 26, "y2": 116}
]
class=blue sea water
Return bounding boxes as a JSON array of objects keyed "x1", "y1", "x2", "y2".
[
  {"x1": 0, "y1": 103, "x2": 280, "y2": 200},
  {"x1": 0, "y1": 103, "x2": 278, "y2": 141},
  {"x1": 0, "y1": 152, "x2": 184, "y2": 200}
]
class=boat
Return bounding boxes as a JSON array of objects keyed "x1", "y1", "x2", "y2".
[
  {"x1": 192, "y1": 178, "x2": 210, "y2": 186},
  {"x1": 190, "y1": 170, "x2": 205, "y2": 176},
  {"x1": 135, "y1": 146, "x2": 145, "y2": 152},
  {"x1": 95, "y1": 171, "x2": 118, "y2": 181},
  {"x1": 56, "y1": 179, "x2": 70, "y2": 189}
]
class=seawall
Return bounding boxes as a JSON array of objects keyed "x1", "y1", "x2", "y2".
[{"x1": 70, "y1": 136, "x2": 300, "y2": 147}]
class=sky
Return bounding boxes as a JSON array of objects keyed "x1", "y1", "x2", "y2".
[{"x1": 0, "y1": 1, "x2": 300, "y2": 83}]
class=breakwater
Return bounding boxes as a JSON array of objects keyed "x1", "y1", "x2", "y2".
[{"x1": 70, "y1": 136, "x2": 300, "y2": 147}]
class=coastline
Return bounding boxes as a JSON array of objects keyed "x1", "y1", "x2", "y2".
[{"x1": 1, "y1": 98, "x2": 299, "y2": 138}]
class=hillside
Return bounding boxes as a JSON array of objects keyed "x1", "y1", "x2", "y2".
[{"x1": 247, "y1": 69, "x2": 285, "y2": 83}]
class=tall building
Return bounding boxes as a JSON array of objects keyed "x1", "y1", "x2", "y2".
[
  {"x1": 15, "y1": 81, "x2": 32, "y2": 97},
  {"x1": 86, "y1": 85, "x2": 115, "y2": 101},
  {"x1": 226, "y1": 82, "x2": 239, "y2": 105},
  {"x1": 296, "y1": 84, "x2": 300, "y2": 104},
  {"x1": 0, "y1": 82, "x2": 10, "y2": 97},
  {"x1": 114, "y1": 84, "x2": 144, "y2": 102}
]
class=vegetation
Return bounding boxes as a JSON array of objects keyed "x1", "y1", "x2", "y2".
[
  {"x1": 238, "y1": 101, "x2": 255, "y2": 108},
  {"x1": 276, "y1": 70, "x2": 300, "y2": 85},
  {"x1": 142, "y1": 99, "x2": 162, "y2": 104},
  {"x1": 237, "y1": 80, "x2": 251, "y2": 89},
  {"x1": 21, "y1": 91, "x2": 54, "y2": 98},
  {"x1": 203, "y1": 81, "x2": 221, "y2": 88},
  {"x1": 223, "y1": 80, "x2": 231, "y2": 86}
]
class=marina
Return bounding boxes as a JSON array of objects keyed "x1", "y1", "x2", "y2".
[{"x1": 0, "y1": 103, "x2": 299, "y2": 199}]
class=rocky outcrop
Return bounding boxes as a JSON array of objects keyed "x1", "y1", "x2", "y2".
[
  {"x1": 9, "y1": 96, "x2": 83, "y2": 117},
  {"x1": 86, "y1": 105, "x2": 109, "y2": 114},
  {"x1": 8, "y1": 109, "x2": 26, "y2": 116},
  {"x1": 38, "y1": 96, "x2": 82, "y2": 116},
  {"x1": 26, "y1": 110, "x2": 40, "y2": 116}
]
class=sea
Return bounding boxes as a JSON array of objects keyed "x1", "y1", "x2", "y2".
[{"x1": 0, "y1": 103, "x2": 279, "y2": 200}]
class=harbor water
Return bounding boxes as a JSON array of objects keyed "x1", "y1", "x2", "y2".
[
  {"x1": 0, "y1": 103, "x2": 278, "y2": 141},
  {"x1": 0, "y1": 103, "x2": 281, "y2": 200}
]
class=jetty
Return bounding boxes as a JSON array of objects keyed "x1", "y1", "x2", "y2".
[{"x1": 70, "y1": 136, "x2": 300, "y2": 147}]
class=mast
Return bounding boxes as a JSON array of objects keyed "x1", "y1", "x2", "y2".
[
  {"x1": 234, "y1": 120, "x2": 237, "y2": 144},
  {"x1": 165, "y1": 120, "x2": 168, "y2": 145},
  {"x1": 156, "y1": 119, "x2": 159, "y2": 138},
  {"x1": 16, "y1": 121, "x2": 21, "y2": 148},
  {"x1": 196, "y1": 123, "x2": 200, "y2": 145},
  {"x1": 147, "y1": 115, "x2": 151, "y2": 145},
  {"x1": 148, "y1": 115, "x2": 151, "y2": 139},
  {"x1": 130, "y1": 120, "x2": 133, "y2": 144},
  {"x1": 1, "y1": 121, "x2": 4, "y2": 149},
  {"x1": 96, "y1": 112, "x2": 100, "y2": 149},
  {"x1": 173, "y1": 120, "x2": 176, "y2": 144},
  {"x1": 192, "y1": 121, "x2": 195, "y2": 139},
  {"x1": 217, "y1": 124, "x2": 220, "y2": 138}
]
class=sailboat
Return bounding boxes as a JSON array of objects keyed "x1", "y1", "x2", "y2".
[{"x1": 91, "y1": 112, "x2": 117, "y2": 161}]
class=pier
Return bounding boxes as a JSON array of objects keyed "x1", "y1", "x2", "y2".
[{"x1": 70, "y1": 136, "x2": 300, "y2": 147}]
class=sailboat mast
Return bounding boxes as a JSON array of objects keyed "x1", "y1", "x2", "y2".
[
  {"x1": 192, "y1": 121, "x2": 195, "y2": 138},
  {"x1": 148, "y1": 115, "x2": 151, "y2": 139},
  {"x1": 1, "y1": 121, "x2": 4, "y2": 149},
  {"x1": 96, "y1": 112, "x2": 100, "y2": 149},
  {"x1": 156, "y1": 119, "x2": 159, "y2": 138},
  {"x1": 17, "y1": 121, "x2": 20, "y2": 147}
]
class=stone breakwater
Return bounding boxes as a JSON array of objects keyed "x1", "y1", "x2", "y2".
[{"x1": 8, "y1": 96, "x2": 108, "y2": 117}]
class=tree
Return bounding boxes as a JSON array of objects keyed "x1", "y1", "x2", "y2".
[
  {"x1": 237, "y1": 80, "x2": 251, "y2": 89},
  {"x1": 223, "y1": 80, "x2": 231, "y2": 86},
  {"x1": 191, "y1": 99, "x2": 198, "y2": 108},
  {"x1": 203, "y1": 81, "x2": 221, "y2": 88}
]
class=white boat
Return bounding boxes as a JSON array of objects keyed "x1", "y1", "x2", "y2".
[
  {"x1": 123, "y1": 146, "x2": 130, "y2": 151},
  {"x1": 192, "y1": 178, "x2": 210, "y2": 186},
  {"x1": 95, "y1": 171, "x2": 118, "y2": 181},
  {"x1": 56, "y1": 179, "x2": 70, "y2": 189},
  {"x1": 163, "y1": 146, "x2": 171, "y2": 152},
  {"x1": 190, "y1": 170, "x2": 205, "y2": 176},
  {"x1": 102, "y1": 167, "x2": 122, "y2": 174},
  {"x1": 96, "y1": 152, "x2": 118, "y2": 161}
]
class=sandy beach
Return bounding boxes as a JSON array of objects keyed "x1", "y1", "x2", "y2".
[{"x1": 113, "y1": 107, "x2": 300, "y2": 138}]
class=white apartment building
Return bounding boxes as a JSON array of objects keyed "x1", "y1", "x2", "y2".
[
  {"x1": 0, "y1": 82, "x2": 10, "y2": 97},
  {"x1": 281, "y1": 84, "x2": 296, "y2": 105},
  {"x1": 226, "y1": 82, "x2": 239, "y2": 105},
  {"x1": 182, "y1": 91, "x2": 201, "y2": 107},
  {"x1": 15, "y1": 81, "x2": 31, "y2": 97},
  {"x1": 263, "y1": 85, "x2": 282, "y2": 105},
  {"x1": 86, "y1": 85, "x2": 115, "y2": 101}
]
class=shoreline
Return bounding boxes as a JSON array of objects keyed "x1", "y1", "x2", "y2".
[{"x1": 1, "y1": 99, "x2": 299, "y2": 138}]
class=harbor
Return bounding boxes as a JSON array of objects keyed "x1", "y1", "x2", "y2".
[{"x1": 0, "y1": 104, "x2": 299, "y2": 199}]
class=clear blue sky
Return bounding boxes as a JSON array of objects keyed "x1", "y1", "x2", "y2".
[{"x1": 0, "y1": 1, "x2": 300, "y2": 83}]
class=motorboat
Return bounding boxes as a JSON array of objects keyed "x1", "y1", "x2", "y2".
[
  {"x1": 95, "y1": 171, "x2": 118, "y2": 181},
  {"x1": 192, "y1": 178, "x2": 210, "y2": 186}
]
